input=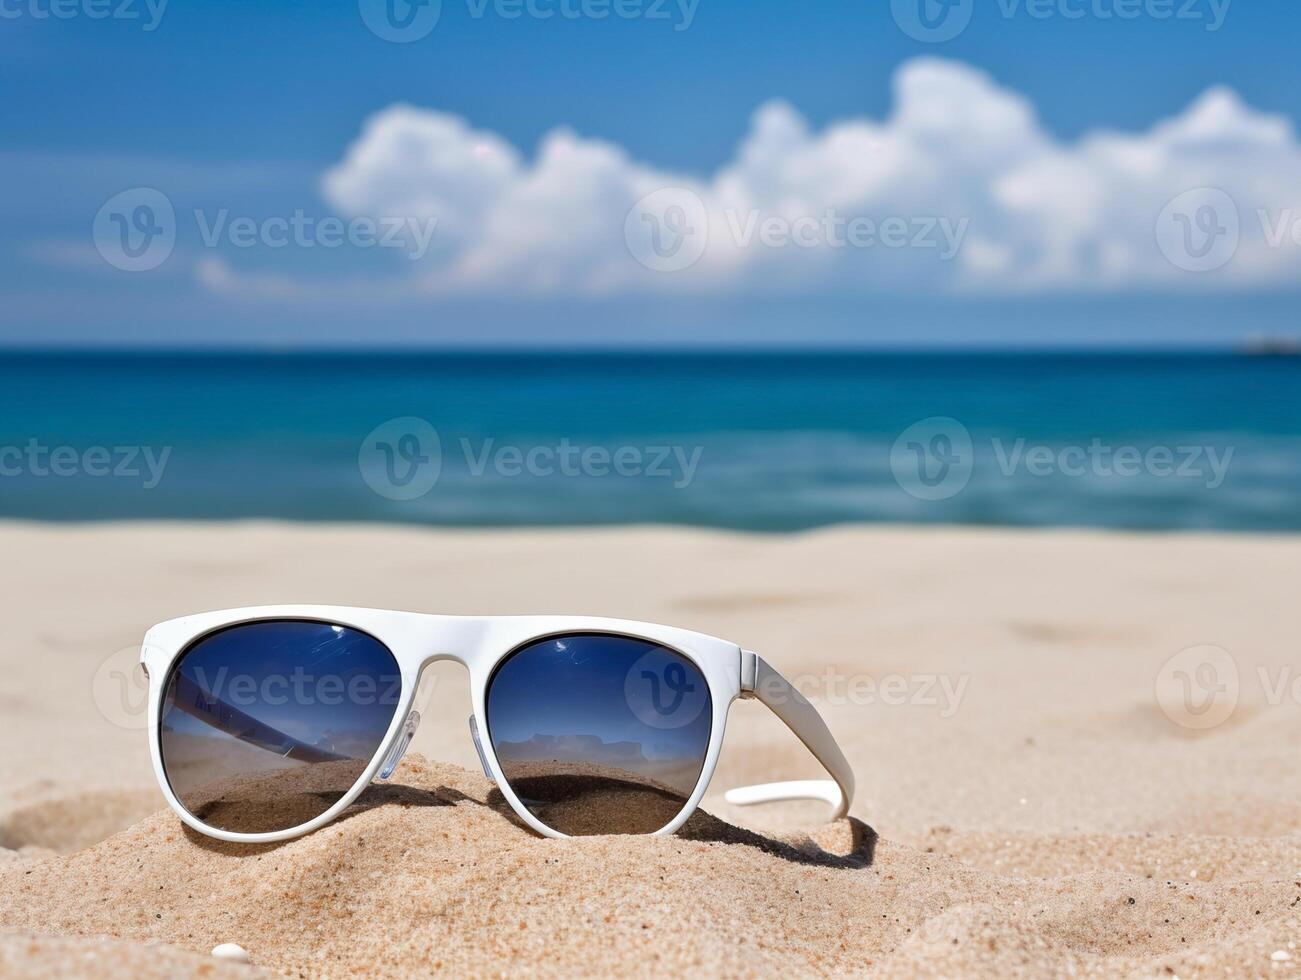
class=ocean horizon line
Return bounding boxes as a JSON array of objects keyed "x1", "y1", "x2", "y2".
[{"x1": 0, "y1": 344, "x2": 1278, "y2": 359}]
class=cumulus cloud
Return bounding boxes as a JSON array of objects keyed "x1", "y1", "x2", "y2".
[{"x1": 313, "y1": 57, "x2": 1301, "y2": 296}]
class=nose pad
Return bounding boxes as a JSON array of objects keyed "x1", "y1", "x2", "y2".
[
  {"x1": 378, "y1": 709, "x2": 421, "y2": 780},
  {"x1": 468, "y1": 715, "x2": 494, "y2": 782}
]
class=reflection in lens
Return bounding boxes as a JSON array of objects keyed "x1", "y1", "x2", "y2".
[
  {"x1": 485, "y1": 633, "x2": 712, "y2": 836},
  {"x1": 159, "y1": 620, "x2": 401, "y2": 834}
]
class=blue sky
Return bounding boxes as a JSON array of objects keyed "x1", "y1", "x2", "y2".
[{"x1": 4, "y1": 0, "x2": 1301, "y2": 347}]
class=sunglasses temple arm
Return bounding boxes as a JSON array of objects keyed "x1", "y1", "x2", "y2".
[
  {"x1": 723, "y1": 652, "x2": 855, "y2": 821},
  {"x1": 166, "y1": 673, "x2": 350, "y2": 765}
]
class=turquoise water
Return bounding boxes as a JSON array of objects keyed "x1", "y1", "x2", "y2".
[{"x1": 0, "y1": 351, "x2": 1297, "y2": 531}]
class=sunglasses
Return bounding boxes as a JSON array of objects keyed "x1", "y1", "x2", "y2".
[{"x1": 139, "y1": 606, "x2": 855, "y2": 842}]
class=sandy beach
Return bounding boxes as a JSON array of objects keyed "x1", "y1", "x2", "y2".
[{"x1": 0, "y1": 521, "x2": 1298, "y2": 977}]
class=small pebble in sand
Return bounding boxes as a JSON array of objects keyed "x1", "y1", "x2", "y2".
[
  {"x1": 212, "y1": 943, "x2": 251, "y2": 963},
  {"x1": 1271, "y1": 950, "x2": 1292, "y2": 962}
]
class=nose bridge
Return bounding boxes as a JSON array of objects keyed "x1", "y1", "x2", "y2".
[
  {"x1": 411, "y1": 614, "x2": 491, "y2": 670},
  {"x1": 416, "y1": 648, "x2": 470, "y2": 671},
  {"x1": 376, "y1": 637, "x2": 482, "y2": 783},
  {"x1": 406, "y1": 647, "x2": 474, "y2": 712}
]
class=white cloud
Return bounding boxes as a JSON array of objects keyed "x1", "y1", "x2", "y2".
[{"x1": 312, "y1": 57, "x2": 1301, "y2": 296}]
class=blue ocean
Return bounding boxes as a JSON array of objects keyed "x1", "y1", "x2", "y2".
[{"x1": 1, "y1": 351, "x2": 1297, "y2": 532}]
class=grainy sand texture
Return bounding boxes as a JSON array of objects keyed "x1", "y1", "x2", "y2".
[{"x1": 0, "y1": 522, "x2": 1298, "y2": 977}]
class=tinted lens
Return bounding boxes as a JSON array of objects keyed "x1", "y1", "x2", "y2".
[
  {"x1": 485, "y1": 633, "x2": 712, "y2": 836},
  {"x1": 159, "y1": 620, "x2": 402, "y2": 834}
]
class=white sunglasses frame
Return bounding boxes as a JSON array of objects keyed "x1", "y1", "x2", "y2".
[{"x1": 140, "y1": 605, "x2": 856, "y2": 843}]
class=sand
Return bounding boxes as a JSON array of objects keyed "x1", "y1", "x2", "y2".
[{"x1": 0, "y1": 521, "x2": 1298, "y2": 977}]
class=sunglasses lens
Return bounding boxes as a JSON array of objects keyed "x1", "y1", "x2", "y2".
[
  {"x1": 158, "y1": 620, "x2": 402, "y2": 834},
  {"x1": 485, "y1": 633, "x2": 712, "y2": 836}
]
